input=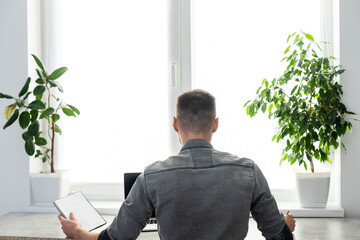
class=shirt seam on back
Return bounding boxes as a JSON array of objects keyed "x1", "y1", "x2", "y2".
[
  {"x1": 143, "y1": 174, "x2": 154, "y2": 211},
  {"x1": 145, "y1": 163, "x2": 253, "y2": 176}
]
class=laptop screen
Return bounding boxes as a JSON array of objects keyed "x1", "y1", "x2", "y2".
[{"x1": 124, "y1": 172, "x2": 156, "y2": 218}]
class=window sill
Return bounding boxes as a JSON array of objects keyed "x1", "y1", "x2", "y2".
[
  {"x1": 26, "y1": 201, "x2": 122, "y2": 215},
  {"x1": 277, "y1": 202, "x2": 344, "y2": 217},
  {"x1": 26, "y1": 201, "x2": 344, "y2": 217}
]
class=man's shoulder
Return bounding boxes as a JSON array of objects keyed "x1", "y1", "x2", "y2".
[
  {"x1": 144, "y1": 149, "x2": 255, "y2": 176},
  {"x1": 143, "y1": 153, "x2": 191, "y2": 175},
  {"x1": 212, "y1": 149, "x2": 255, "y2": 168}
]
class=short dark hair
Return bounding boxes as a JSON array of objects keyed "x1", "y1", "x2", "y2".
[{"x1": 176, "y1": 89, "x2": 216, "y2": 134}]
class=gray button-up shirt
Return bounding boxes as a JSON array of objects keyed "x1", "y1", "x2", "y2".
[{"x1": 106, "y1": 139, "x2": 286, "y2": 240}]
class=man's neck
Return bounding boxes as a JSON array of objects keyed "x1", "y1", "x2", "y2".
[{"x1": 179, "y1": 132, "x2": 212, "y2": 145}]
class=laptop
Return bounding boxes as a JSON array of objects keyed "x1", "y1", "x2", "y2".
[{"x1": 124, "y1": 172, "x2": 157, "y2": 232}]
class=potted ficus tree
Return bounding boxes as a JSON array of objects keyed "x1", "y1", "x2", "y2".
[
  {"x1": 0, "y1": 54, "x2": 79, "y2": 206},
  {"x1": 244, "y1": 32, "x2": 355, "y2": 207}
]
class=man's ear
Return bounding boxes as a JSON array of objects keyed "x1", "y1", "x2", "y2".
[
  {"x1": 173, "y1": 117, "x2": 179, "y2": 133},
  {"x1": 212, "y1": 118, "x2": 219, "y2": 133}
]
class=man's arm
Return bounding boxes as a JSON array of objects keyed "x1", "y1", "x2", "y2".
[
  {"x1": 58, "y1": 213, "x2": 99, "y2": 240},
  {"x1": 250, "y1": 163, "x2": 294, "y2": 240},
  {"x1": 58, "y1": 173, "x2": 153, "y2": 240},
  {"x1": 104, "y1": 173, "x2": 153, "y2": 239}
]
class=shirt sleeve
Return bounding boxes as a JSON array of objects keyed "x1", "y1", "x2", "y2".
[
  {"x1": 250, "y1": 162, "x2": 289, "y2": 240},
  {"x1": 100, "y1": 173, "x2": 154, "y2": 240},
  {"x1": 98, "y1": 229, "x2": 111, "y2": 240}
]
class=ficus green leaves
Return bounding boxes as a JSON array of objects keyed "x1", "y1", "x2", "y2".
[
  {"x1": 25, "y1": 139, "x2": 35, "y2": 156},
  {"x1": 244, "y1": 31, "x2": 355, "y2": 172},
  {"x1": 0, "y1": 54, "x2": 80, "y2": 173},
  {"x1": 40, "y1": 107, "x2": 55, "y2": 119},
  {"x1": 3, "y1": 109, "x2": 19, "y2": 129},
  {"x1": 62, "y1": 108, "x2": 76, "y2": 117},
  {"x1": 19, "y1": 77, "x2": 31, "y2": 97},
  {"x1": 28, "y1": 100, "x2": 46, "y2": 110},
  {"x1": 28, "y1": 120, "x2": 40, "y2": 137},
  {"x1": 49, "y1": 67, "x2": 68, "y2": 80},
  {"x1": 32, "y1": 54, "x2": 45, "y2": 72},
  {"x1": 4, "y1": 104, "x2": 16, "y2": 120},
  {"x1": 33, "y1": 85, "x2": 46, "y2": 96},
  {"x1": 19, "y1": 111, "x2": 31, "y2": 129}
]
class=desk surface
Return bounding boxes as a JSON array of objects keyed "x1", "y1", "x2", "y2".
[{"x1": 0, "y1": 213, "x2": 360, "y2": 240}]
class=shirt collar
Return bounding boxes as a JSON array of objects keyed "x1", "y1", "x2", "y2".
[{"x1": 180, "y1": 139, "x2": 213, "y2": 152}]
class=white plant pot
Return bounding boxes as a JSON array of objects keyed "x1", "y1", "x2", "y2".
[
  {"x1": 295, "y1": 171, "x2": 330, "y2": 208},
  {"x1": 30, "y1": 170, "x2": 71, "y2": 207}
]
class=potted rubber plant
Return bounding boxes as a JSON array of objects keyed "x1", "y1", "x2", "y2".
[
  {"x1": 0, "y1": 54, "x2": 79, "y2": 205},
  {"x1": 244, "y1": 32, "x2": 355, "y2": 207}
]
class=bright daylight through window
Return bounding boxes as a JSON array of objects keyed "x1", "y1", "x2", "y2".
[
  {"x1": 60, "y1": 0, "x2": 169, "y2": 183},
  {"x1": 191, "y1": 0, "x2": 322, "y2": 189},
  {"x1": 59, "y1": 0, "x2": 327, "y2": 191}
]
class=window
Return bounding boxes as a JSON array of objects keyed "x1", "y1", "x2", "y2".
[
  {"x1": 190, "y1": 0, "x2": 322, "y2": 189},
  {"x1": 54, "y1": 0, "x2": 334, "y2": 199},
  {"x1": 59, "y1": 0, "x2": 169, "y2": 183}
]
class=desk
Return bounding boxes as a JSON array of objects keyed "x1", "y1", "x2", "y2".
[
  {"x1": 0, "y1": 213, "x2": 360, "y2": 240},
  {"x1": 0, "y1": 213, "x2": 159, "y2": 240}
]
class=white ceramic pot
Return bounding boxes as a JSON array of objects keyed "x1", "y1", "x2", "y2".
[
  {"x1": 30, "y1": 169, "x2": 71, "y2": 206},
  {"x1": 295, "y1": 171, "x2": 330, "y2": 208}
]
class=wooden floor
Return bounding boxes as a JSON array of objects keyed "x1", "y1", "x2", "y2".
[{"x1": 0, "y1": 213, "x2": 359, "y2": 240}]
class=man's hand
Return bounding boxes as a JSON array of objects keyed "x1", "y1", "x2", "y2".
[
  {"x1": 58, "y1": 212, "x2": 83, "y2": 239},
  {"x1": 284, "y1": 211, "x2": 296, "y2": 232},
  {"x1": 58, "y1": 213, "x2": 100, "y2": 240}
]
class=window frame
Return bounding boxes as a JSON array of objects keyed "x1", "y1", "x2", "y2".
[{"x1": 29, "y1": 0, "x2": 341, "y2": 209}]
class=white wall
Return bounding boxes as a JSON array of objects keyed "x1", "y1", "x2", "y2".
[
  {"x1": 0, "y1": 0, "x2": 30, "y2": 216},
  {"x1": 339, "y1": 0, "x2": 360, "y2": 218}
]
